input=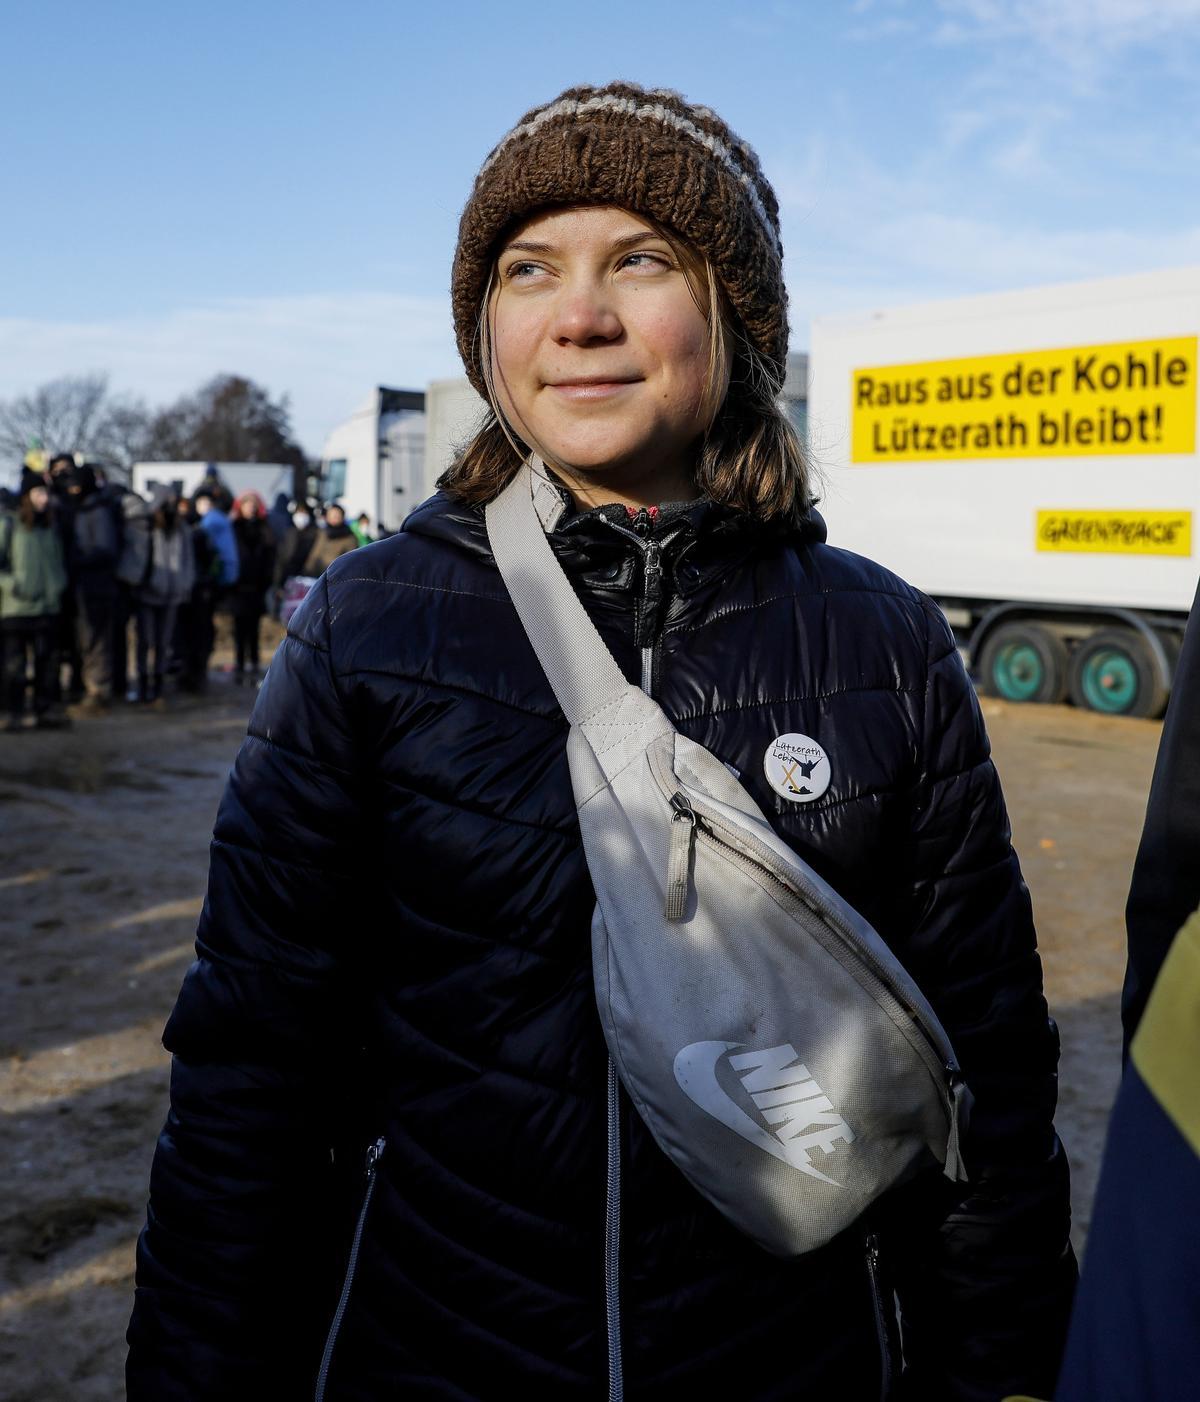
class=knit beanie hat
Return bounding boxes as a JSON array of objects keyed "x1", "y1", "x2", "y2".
[{"x1": 452, "y1": 81, "x2": 788, "y2": 399}]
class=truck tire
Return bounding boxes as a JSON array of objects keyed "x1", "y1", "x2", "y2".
[
  {"x1": 1068, "y1": 628, "x2": 1169, "y2": 719},
  {"x1": 978, "y1": 622, "x2": 1069, "y2": 705}
]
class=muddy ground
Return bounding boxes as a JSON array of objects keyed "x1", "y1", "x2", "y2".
[{"x1": 0, "y1": 631, "x2": 1163, "y2": 1400}]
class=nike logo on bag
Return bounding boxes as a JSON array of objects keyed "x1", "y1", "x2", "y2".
[{"x1": 673, "y1": 1041, "x2": 855, "y2": 1185}]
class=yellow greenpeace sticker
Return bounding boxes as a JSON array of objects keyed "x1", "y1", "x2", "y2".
[
  {"x1": 850, "y1": 337, "x2": 1197, "y2": 463},
  {"x1": 1036, "y1": 510, "x2": 1192, "y2": 556}
]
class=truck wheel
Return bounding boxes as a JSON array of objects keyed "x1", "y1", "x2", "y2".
[
  {"x1": 1068, "y1": 629, "x2": 1169, "y2": 719},
  {"x1": 978, "y1": 623, "x2": 1069, "y2": 704}
]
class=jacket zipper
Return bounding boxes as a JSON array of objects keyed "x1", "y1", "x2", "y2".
[
  {"x1": 865, "y1": 1233, "x2": 892, "y2": 1400},
  {"x1": 602, "y1": 639, "x2": 654, "y2": 1402},
  {"x1": 662, "y1": 788, "x2": 962, "y2": 1107},
  {"x1": 314, "y1": 1136, "x2": 386, "y2": 1402},
  {"x1": 604, "y1": 1057, "x2": 624, "y2": 1402},
  {"x1": 601, "y1": 513, "x2": 686, "y2": 653}
]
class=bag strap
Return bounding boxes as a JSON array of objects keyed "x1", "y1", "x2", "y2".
[
  {"x1": 485, "y1": 458, "x2": 635, "y2": 726},
  {"x1": 486, "y1": 458, "x2": 674, "y2": 791}
]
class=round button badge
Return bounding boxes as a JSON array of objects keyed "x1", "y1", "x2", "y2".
[{"x1": 763, "y1": 733, "x2": 831, "y2": 804}]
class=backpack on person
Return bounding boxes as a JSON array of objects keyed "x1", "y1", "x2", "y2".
[{"x1": 485, "y1": 459, "x2": 971, "y2": 1257}]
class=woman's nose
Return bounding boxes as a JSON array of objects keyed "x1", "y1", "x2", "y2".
[{"x1": 549, "y1": 283, "x2": 622, "y2": 346}]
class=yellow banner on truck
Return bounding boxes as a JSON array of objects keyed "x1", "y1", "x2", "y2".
[{"x1": 850, "y1": 336, "x2": 1197, "y2": 463}]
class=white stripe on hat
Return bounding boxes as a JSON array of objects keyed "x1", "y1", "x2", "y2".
[{"x1": 478, "y1": 94, "x2": 782, "y2": 258}]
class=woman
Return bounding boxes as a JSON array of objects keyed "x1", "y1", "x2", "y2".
[
  {"x1": 128, "y1": 83, "x2": 1075, "y2": 1400},
  {"x1": 230, "y1": 490, "x2": 276, "y2": 684},
  {"x1": 302, "y1": 501, "x2": 359, "y2": 576},
  {"x1": 134, "y1": 486, "x2": 195, "y2": 707},
  {"x1": 0, "y1": 468, "x2": 69, "y2": 730}
]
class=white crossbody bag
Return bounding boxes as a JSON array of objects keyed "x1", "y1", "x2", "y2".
[{"x1": 485, "y1": 460, "x2": 970, "y2": 1257}]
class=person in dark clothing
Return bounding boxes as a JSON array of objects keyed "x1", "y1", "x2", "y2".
[
  {"x1": 114, "y1": 483, "x2": 156, "y2": 701},
  {"x1": 175, "y1": 498, "x2": 220, "y2": 693},
  {"x1": 128, "y1": 83, "x2": 1074, "y2": 1402},
  {"x1": 273, "y1": 501, "x2": 318, "y2": 580},
  {"x1": 272, "y1": 500, "x2": 319, "y2": 594},
  {"x1": 47, "y1": 453, "x2": 82, "y2": 699},
  {"x1": 1122, "y1": 578, "x2": 1200, "y2": 1053},
  {"x1": 193, "y1": 469, "x2": 234, "y2": 515},
  {"x1": 229, "y1": 491, "x2": 276, "y2": 684},
  {"x1": 0, "y1": 468, "x2": 70, "y2": 730},
  {"x1": 134, "y1": 488, "x2": 195, "y2": 706},
  {"x1": 266, "y1": 492, "x2": 293, "y2": 546},
  {"x1": 60, "y1": 462, "x2": 123, "y2": 714},
  {"x1": 1049, "y1": 594, "x2": 1200, "y2": 1399}
]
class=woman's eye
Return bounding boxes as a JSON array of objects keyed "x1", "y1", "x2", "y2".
[
  {"x1": 620, "y1": 252, "x2": 670, "y2": 271},
  {"x1": 505, "y1": 261, "x2": 543, "y2": 280}
]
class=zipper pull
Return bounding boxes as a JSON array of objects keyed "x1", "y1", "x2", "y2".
[
  {"x1": 942, "y1": 1073, "x2": 971, "y2": 1183},
  {"x1": 665, "y1": 792, "x2": 696, "y2": 921},
  {"x1": 365, "y1": 1136, "x2": 386, "y2": 1177}
]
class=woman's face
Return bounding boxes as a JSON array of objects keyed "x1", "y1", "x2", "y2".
[
  {"x1": 490, "y1": 206, "x2": 722, "y2": 507},
  {"x1": 239, "y1": 498, "x2": 258, "y2": 520}
]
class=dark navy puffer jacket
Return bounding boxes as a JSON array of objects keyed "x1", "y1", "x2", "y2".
[{"x1": 127, "y1": 489, "x2": 1076, "y2": 1401}]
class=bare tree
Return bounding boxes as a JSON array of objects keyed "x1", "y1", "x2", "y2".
[
  {"x1": 144, "y1": 374, "x2": 308, "y2": 472},
  {"x1": 0, "y1": 373, "x2": 158, "y2": 484},
  {"x1": 1, "y1": 371, "x2": 309, "y2": 487},
  {"x1": 0, "y1": 373, "x2": 112, "y2": 465},
  {"x1": 92, "y1": 399, "x2": 155, "y2": 478}
]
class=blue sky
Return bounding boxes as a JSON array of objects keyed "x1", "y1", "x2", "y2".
[{"x1": 4, "y1": 0, "x2": 1200, "y2": 453}]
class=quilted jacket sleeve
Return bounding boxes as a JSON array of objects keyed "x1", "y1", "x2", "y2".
[
  {"x1": 1122, "y1": 574, "x2": 1200, "y2": 1053},
  {"x1": 884, "y1": 600, "x2": 1077, "y2": 1402},
  {"x1": 127, "y1": 573, "x2": 365, "y2": 1398}
]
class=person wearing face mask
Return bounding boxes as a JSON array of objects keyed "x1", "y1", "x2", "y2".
[
  {"x1": 271, "y1": 501, "x2": 319, "y2": 618},
  {"x1": 128, "y1": 83, "x2": 1075, "y2": 1401},
  {"x1": 274, "y1": 501, "x2": 318, "y2": 585},
  {"x1": 0, "y1": 468, "x2": 70, "y2": 730}
]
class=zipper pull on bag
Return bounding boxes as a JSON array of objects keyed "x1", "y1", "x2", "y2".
[{"x1": 665, "y1": 793, "x2": 696, "y2": 921}]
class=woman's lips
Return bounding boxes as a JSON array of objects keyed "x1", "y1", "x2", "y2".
[{"x1": 546, "y1": 379, "x2": 641, "y2": 400}]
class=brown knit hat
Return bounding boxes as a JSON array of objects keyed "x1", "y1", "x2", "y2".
[{"x1": 452, "y1": 81, "x2": 788, "y2": 398}]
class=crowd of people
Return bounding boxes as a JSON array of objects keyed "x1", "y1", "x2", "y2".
[{"x1": 0, "y1": 454, "x2": 377, "y2": 731}]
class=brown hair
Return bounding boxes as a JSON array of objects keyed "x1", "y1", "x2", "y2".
[
  {"x1": 439, "y1": 222, "x2": 811, "y2": 523},
  {"x1": 17, "y1": 494, "x2": 49, "y2": 529}
]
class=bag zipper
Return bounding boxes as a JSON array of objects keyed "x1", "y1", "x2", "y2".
[
  {"x1": 865, "y1": 1233, "x2": 892, "y2": 1400},
  {"x1": 665, "y1": 792, "x2": 698, "y2": 920},
  {"x1": 314, "y1": 1136, "x2": 386, "y2": 1402},
  {"x1": 662, "y1": 788, "x2": 962, "y2": 1113}
]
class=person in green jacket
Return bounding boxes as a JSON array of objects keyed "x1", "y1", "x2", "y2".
[{"x1": 0, "y1": 467, "x2": 70, "y2": 731}]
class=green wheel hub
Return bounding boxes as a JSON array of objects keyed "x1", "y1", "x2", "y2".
[
  {"x1": 992, "y1": 642, "x2": 1045, "y2": 702},
  {"x1": 1080, "y1": 648, "x2": 1139, "y2": 713}
]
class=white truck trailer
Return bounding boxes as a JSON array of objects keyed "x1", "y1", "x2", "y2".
[
  {"x1": 809, "y1": 266, "x2": 1200, "y2": 716},
  {"x1": 131, "y1": 461, "x2": 296, "y2": 504},
  {"x1": 319, "y1": 387, "x2": 426, "y2": 533}
]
